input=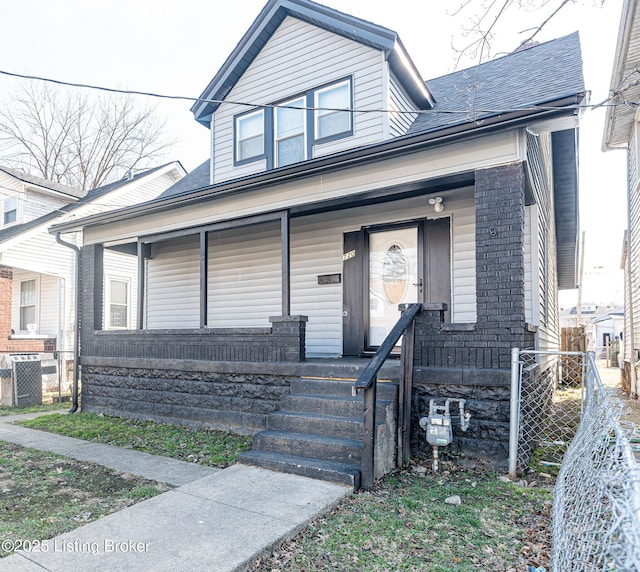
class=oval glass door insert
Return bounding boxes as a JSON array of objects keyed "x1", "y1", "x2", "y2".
[{"x1": 383, "y1": 244, "x2": 408, "y2": 304}]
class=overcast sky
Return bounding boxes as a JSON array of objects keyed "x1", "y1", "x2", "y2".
[{"x1": 0, "y1": 0, "x2": 628, "y2": 306}]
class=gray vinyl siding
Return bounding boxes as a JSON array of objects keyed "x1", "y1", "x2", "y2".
[
  {"x1": 526, "y1": 131, "x2": 559, "y2": 350},
  {"x1": 212, "y1": 15, "x2": 385, "y2": 183},
  {"x1": 138, "y1": 189, "x2": 475, "y2": 357},
  {"x1": 145, "y1": 235, "x2": 200, "y2": 329},
  {"x1": 290, "y1": 189, "x2": 475, "y2": 357},
  {"x1": 207, "y1": 222, "x2": 281, "y2": 327},
  {"x1": 625, "y1": 125, "x2": 640, "y2": 362},
  {"x1": 388, "y1": 71, "x2": 418, "y2": 137}
]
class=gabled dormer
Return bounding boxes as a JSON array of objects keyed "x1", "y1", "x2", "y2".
[{"x1": 191, "y1": 0, "x2": 434, "y2": 185}]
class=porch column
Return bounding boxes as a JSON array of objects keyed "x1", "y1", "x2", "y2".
[
  {"x1": 136, "y1": 242, "x2": 150, "y2": 330},
  {"x1": 281, "y1": 212, "x2": 290, "y2": 316},
  {"x1": 200, "y1": 231, "x2": 209, "y2": 328},
  {"x1": 475, "y1": 162, "x2": 529, "y2": 367},
  {"x1": 80, "y1": 244, "x2": 104, "y2": 351}
]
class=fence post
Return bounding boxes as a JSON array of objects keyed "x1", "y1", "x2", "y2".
[{"x1": 508, "y1": 347, "x2": 521, "y2": 476}]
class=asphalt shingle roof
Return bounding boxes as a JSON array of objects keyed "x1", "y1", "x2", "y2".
[
  {"x1": 160, "y1": 33, "x2": 584, "y2": 202},
  {"x1": 408, "y1": 32, "x2": 584, "y2": 135},
  {"x1": 0, "y1": 164, "x2": 174, "y2": 244},
  {"x1": 0, "y1": 166, "x2": 84, "y2": 198}
]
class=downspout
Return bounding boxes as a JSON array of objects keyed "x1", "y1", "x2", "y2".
[
  {"x1": 626, "y1": 231, "x2": 638, "y2": 396},
  {"x1": 209, "y1": 115, "x2": 215, "y2": 185},
  {"x1": 55, "y1": 232, "x2": 80, "y2": 413}
]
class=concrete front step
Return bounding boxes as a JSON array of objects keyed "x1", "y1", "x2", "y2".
[
  {"x1": 237, "y1": 449, "x2": 361, "y2": 489},
  {"x1": 240, "y1": 376, "x2": 398, "y2": 490},
  {"x1": 254, "y1": 429, "x2": 362, "y2": 465},
  {"x1": 291, "y1": 378, "x2": 398, "y2": 400},
  {"x1": 282, "y1": 394, "x2": 392, "y2": 418},
  {"x1": 267, "y1": 410, "x2": 366, "y2": 440}
]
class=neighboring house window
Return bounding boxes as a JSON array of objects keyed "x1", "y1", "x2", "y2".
[
  {"x1": 19, "y1": 279, "x2": 36, "y2": 331},
  {"x1": 275, "y1": 97, "x2": 306, "y2": 167},
  {"x1": 236, "y1": 109, "x2": 265, "y2": 163},
  {"x1": 108, "y1": 278, "x2": 129, "y2": 329},
  {"x1": 4, "y1": 197, "x2": 17, "y2": 225},
  {"x1": 314, "y1": 79, "x2": 351, "y2": 141},
  {"x1": 233, "y1": 77, "x2": 352, "y2": 168}
]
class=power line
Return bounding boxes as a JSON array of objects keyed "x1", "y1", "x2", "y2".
[{"x1": 0, "y1": 68, "x2": 618, "y2": 116}]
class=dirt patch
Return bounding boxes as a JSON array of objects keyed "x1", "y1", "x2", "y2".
[{"x1": 0, "y1": 441, "x2": 172, "y2": 558}]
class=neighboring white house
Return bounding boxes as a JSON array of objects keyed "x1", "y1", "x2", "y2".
[
  {"x1": 0, "y1": 162, "x2": 186, "y2": 358},
  {"x1": 603, "y1": 0, "x2": 640, "y2": 396}
]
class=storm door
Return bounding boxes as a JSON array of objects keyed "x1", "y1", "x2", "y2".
[
  {"x1": 342, "y1": 218, "x2": 450, "y2": 356},
  {"x1": 366, "y1": 225, "x2": 421, "y2": 349}
]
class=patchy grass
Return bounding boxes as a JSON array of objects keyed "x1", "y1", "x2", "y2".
[
  {"x1": 0, "y1": 441, "x2": 171, "y2": 558},
  {"x1": 0, "y1": 402, "x2": 68, "y2": 417},
  {"x1": 251, "y1": 459, "x2": 553, "y2": 572},
  {"x1": 18, "y1": 412, "x2": 253, "y2": 468}
]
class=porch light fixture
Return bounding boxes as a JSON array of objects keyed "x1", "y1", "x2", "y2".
[{"x1": 429, "y1": 196, "x2": 444, "y2": 213}]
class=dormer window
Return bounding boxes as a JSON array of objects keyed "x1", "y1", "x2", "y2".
[
  {"x1": 3, "y1": 197, "x2": 17, "y2": 225},
  {"x1": 275, "y1": 97, "x2": 306, "y2": 167},
  {"x1": 236, "y1": 109, "x2": 265, "y2": 163},
  {"x1": 314, "y1": 79, "x2": 351, "y2": 141},
  {"x1": 233, "y1": 77, "x2": 353, "y2": 168}
]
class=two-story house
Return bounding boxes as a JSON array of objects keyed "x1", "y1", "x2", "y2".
[
  {"x1": 51, "y1": 0, "x2": 584, "y2": 487},
  {"x1": 0, "y1": 162, "x2": 186, "y2": 404}
]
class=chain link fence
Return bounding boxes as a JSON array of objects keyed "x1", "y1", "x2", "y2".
[
  {"x1": 509, "y1": 349, "x2": 586, "y2": 473},
  {"x1": 0, "y1": 351, "x2": 74, "y2": 407},
  {"x1": 551, "y1": 352, "x2": 640, "y2": 571}
]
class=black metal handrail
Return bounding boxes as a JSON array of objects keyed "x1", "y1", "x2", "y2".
[{"x1": 353, "y1": 303, "x2": 422, "y2": 490}]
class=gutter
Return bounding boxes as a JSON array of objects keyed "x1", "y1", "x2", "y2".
[
  {"x1": 54, "y1": 232, "x2": 81, "y2": 413},
  {"x1": 51, "y1": 93, "x2": 584, "y2": 235}
]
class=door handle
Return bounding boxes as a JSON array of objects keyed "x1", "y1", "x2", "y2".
[{"x1": 412, "y1": 278, "x2": 423, "y2": 293}]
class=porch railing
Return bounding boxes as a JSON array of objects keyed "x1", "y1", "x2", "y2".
[{"x1": 353, "y1": 303, "x2": 422, "y2": 490}]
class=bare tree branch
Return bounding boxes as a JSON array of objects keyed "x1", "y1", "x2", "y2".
[{"x1": 0, "y1": 82, "x2": 176, "y2": 191}]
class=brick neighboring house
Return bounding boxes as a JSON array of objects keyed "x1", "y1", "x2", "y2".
[
  {"x1": 51, "y1": 0, "x2": 584, "y2": 486},
  {"x1": 0, "y1": 163, "x2": 186, "y2": 403}
]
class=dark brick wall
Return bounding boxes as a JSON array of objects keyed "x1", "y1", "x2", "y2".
[
  {"x1": 410, "y1": 163, "x2": 536, "y2": 464},
  {"x1": 414, "y1": 162, "x2": 533, "y2": 371},
  {"x1": 81, "y1": 360, "x2": 295, "y2": 434},
  {"x1": 79, "y1": 245, "x2": 307, "y2": 363}
]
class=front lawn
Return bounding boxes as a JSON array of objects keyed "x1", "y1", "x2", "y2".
[
  {"x1": 18, "y1": 412, "x2": 253, "y2": 468},
  {"x1": 252, "y1": 460, "x2": 553, "y2": 572}
]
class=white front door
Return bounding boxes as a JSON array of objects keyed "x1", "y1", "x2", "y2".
[{"x1": 367, "y1": 226, "x2": 420, "y2": 347}]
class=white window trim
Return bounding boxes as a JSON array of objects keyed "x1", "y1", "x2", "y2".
[
  {"x1": 235, "y1": 108, "x2": 265, "y2": 164},
  {"x1": 106, "y1": 276, "x2": 131, "y2": 330},
  {"x1": 274, "y1": 96, "x2": 307, "y2": 168},
  {"x1": 314, "y1": 79, "x2": 351, "y2": 142},
  {"x1": 18, "y1": 277, "x2": 39, "y2": 333},
  {"x1": 3, "y1": 196, "x2": 17, "y2": 226}
]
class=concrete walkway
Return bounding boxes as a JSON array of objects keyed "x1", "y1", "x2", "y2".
[{"x1": 0, "y1": 413, "x2": 351, "y2": 571}]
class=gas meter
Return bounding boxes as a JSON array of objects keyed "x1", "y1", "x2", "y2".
[
  {"x1": 420, "y1": 402, "x2": 453, "y2": 447},
  {"x1": 419, "y1": 399, "x2": 470, "y2": 471}
]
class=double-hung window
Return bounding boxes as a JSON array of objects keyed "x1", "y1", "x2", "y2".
[
  {"x1": 233, "y1": 77, "x2": 352, "y2": 169},
  {"x1": 3, "y1": 197, "x2": 17, "y2": 225},
  {"x1": 314, "y1": 79, "x2": 351, "y2": 141},
  {"x1": 236, "y1": 109, "x2": 265, "y2": 163},
  {"x1": 275, "y1": 97, "x2": 306, "y2": 167},
  {"x1": 19, "y1": 279, "x2": 36, "y2": 331},
  {"x1": 108, "y1": 278, "x2": 129, "y2": 329}
]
